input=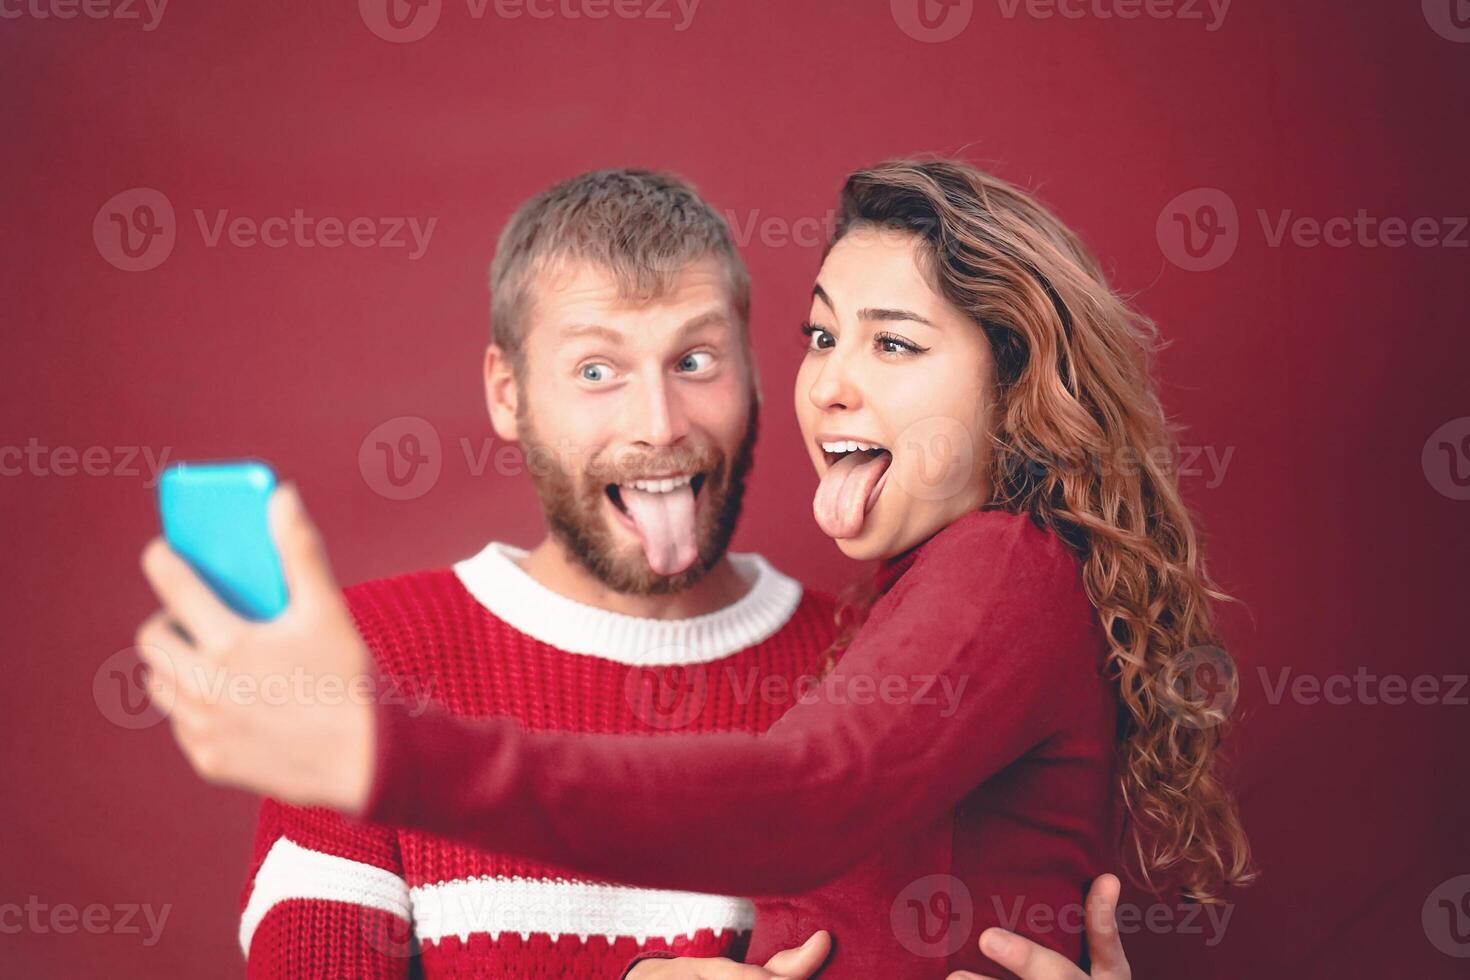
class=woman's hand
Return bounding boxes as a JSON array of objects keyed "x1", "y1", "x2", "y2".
[
  {"x1": 135, "y1": 484, "x2": 377, "y2": 812},
  {"x1": 948, "y1": 875, "x2": 1131, "y2": 980},
  {"x1": 626, "y1": 931, "x2": 831, "y2": 980}
]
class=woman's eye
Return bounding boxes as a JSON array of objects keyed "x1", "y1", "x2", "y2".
[
  {"x1": 580, "y1": 363, "x2": 613, "y2": 382},
  {"x1": 803, "y1": 325, "x2": 836, "y2": 351},
  {"x1": 875, "y1": 332, "x2": 923, "y2": 355},
  {"x1": 677, "y1": 351, "x2": 715, "y2": 373}
]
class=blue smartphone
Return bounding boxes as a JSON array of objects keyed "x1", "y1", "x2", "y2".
[{"x1": 157, "y1": 461, "x2": 289, "y2": 621}]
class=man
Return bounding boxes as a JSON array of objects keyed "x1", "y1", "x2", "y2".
[{"x1": 137, "y1": 169, "x2": 1134, "y2": 978}]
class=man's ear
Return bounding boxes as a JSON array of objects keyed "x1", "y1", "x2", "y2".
[{"x1": 483, "y1": 344, "x2": 520, "y2": 441}]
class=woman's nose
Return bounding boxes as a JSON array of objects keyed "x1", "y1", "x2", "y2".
[{"x1": 806, "y1": 348, "x2": 861, "y2": 413}]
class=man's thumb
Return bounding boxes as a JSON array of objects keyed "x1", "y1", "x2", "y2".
[
  {"x1": 762, "y1": 930, "x2": 831, "y2": 978},
  {"x1": 269, "y1": 482, "x2": 335, "y2": 605}
]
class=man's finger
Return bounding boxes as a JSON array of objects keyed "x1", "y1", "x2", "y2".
[
  {"x1": 140, "y1": 537, "x2": 242, "y2": 649},
  {"x1": 268, "y1": 483, "x2": 336, "y2": 610},
  {"x1": 1085, "y1": 874, "x2": 1130, "y2": 979},
  {"x1": 762, "y1": 929, "x2": 831, "y2": 978},
  {"x1": 978, "y1": 927, "x2": 1076, "y2": 979}
]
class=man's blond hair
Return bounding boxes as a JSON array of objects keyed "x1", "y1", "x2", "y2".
[{"x1": 489, "y1": 169, "x2": 750, "y2": 370}]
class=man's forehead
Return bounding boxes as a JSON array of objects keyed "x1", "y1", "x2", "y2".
[{"x1": 529, "y1": 257, "x2": 739, "y2": 341}]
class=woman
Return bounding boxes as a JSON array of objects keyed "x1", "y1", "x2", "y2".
[{"x1": 354, "y1": 159, "x2": 1254, "y2": 976}]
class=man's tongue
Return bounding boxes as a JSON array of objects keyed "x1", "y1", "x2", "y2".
[
  {"x1": 813, "y1": 450, "x2": 892, "y2": 539},
  {"x1": 620, "y1": 485, "x2": 699, "y2": 575}
]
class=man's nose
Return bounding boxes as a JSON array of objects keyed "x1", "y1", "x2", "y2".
[{"x1": 628, "y1": 376, "x2": 690, "y2": 447}]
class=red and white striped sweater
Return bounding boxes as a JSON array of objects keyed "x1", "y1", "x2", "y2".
[{"x1": 239, "y1": 541, "x2": 836, "y2": 978}]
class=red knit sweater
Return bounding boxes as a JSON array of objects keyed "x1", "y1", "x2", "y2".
[
  {"x1": 362, "y1": 510, "x2": 1121, "y2": 979},
  {"x1": 239, "y1": 543, "x2": 835, "y2": 978}
]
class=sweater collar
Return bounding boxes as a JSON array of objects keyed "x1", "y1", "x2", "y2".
[{"x1": 453, "y1": 542, "x2": 804, "y2": 665}]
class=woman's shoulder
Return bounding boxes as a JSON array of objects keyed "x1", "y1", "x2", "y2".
[
  {"x1": 918, "y1": 508, "x2": 1079, "y2": 573},
  {"x1": 901, "y1": 509, "x2": 1091, "y2": 615}
]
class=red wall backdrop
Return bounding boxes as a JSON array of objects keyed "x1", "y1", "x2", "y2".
[{"x1": 2, "y1": 1, "x2": 1467, "y2": 976}]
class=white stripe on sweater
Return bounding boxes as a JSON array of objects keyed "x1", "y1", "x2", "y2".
[
  {"x1": 239, "y1": 837, "x2": 412, "y2": 957},
  {"x1": 240, "y1": 838, "x2": 755, "y2": 955},
  {"x1": 454, "y1": 543, "x2": 804, "y2": 664},
  {"x1": 409, "y1": 876, "x2": 754, "y2": 945}
]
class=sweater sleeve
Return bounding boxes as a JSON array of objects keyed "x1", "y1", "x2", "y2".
[
  {"x1": 241, "y1": 799, "x2": 413, "y2": 979},
  {"x1": 361, "y1": 511, "x2": 1100, "y2": 895}
]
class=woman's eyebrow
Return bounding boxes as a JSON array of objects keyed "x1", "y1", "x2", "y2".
[
  {"x1": 858, "y1": 307, "x2": 935, "y2": 327},
  {"x1": 812, "y1": 283, "x2": 836, "y2": 313}
]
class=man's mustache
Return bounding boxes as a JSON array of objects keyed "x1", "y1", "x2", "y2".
[{"x1": 584, "y1": 445, "x2": 722, "y2": 484}]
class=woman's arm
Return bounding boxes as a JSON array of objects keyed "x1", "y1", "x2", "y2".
[{"x1": 360, "y1": 511, "x2": 1102, "y2": 895}]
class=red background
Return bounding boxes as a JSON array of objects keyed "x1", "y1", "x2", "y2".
[{"x1": 2, "y1": 1, "x2": 1467, "y2": 976}]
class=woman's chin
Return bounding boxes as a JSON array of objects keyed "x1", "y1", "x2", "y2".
[{"x1": 829, "y1": 522, "x2": 900, "y2": 562}]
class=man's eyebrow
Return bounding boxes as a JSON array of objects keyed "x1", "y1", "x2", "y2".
[
  {"x1": 560, "y1": 323, "x2": 625, "y2": 344},
  {"x1": 677, "y1": 309, "x2": 731, "y2": 336}
]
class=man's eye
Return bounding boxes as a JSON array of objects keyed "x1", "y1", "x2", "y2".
[
  {"x1": 677, "y1": 351, "x2": 715, "y2": 373},
  {"x1": 580, "y1": 363, "x2": 613, "y2": 382}
]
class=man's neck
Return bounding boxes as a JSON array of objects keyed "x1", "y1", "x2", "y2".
[{"x1": 516, "y1": 538, "x2": 753, "y2": 620}]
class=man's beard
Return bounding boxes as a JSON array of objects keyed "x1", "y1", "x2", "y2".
[{"x1": 519, "y1": 397, "x2": 759, "y2": 596}]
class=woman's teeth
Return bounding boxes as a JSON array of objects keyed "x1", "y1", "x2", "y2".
[
  {"x1": 821, "y1": 439, "x2": 883, "y2": 454},
  {"x1": 623, "y1": 474, "x2": 695, "y2": 494}
]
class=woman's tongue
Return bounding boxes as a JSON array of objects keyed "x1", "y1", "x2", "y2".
[
  {"x1": 620, "y1": 484, "x2": 699, "y2": 575},
  {"x1": 813, "y1": 451, "x2": 892, "y2": 539}
]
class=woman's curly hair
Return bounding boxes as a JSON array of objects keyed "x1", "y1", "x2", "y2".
[{"x1": 822, "y1": 158, "x2": 1255, "y2": 903}]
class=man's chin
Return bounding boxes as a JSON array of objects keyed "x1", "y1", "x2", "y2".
[{"x1": 591, "y1": 537, "x2": 717, "y2": 596}]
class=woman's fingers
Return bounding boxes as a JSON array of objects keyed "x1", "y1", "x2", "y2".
[
  {"x1": 1084, "y1": 874, "x2": 1131, "y2": 979},
  {"x1": 950, "y1": 874, "x2": 1130, "y2": 980},
  {"x1": 761, "y1": 930, "x2": 831, "y2": 978},
  {"x1": 139, "y1": 537, "x2": 242, "y2": 649},
  {"x1": 977, "y1": 927, "x2": 1079, "y2": 978}
]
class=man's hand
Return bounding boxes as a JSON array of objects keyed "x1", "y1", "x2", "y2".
[
  {"x1": 626, "y1": 931, "x2": 831, "y2": 979},
  {"x1": 948, "y1": 874, "x2": 1131, "y2": 980},
  {"x1": 135, "y1": 483, "x2": 376, "y2": 812}
]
